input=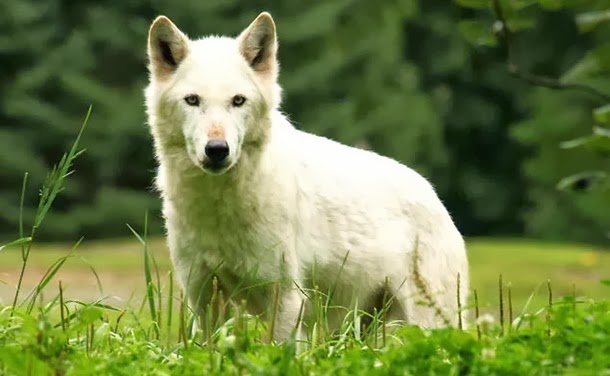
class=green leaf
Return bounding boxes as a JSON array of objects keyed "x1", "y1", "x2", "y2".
[
  {"x1": 560, "y1": 127, "x2": 610, "y2": 153},
  {"x1": 593, "y1": 104, "x2": 610, "y2": 126},
  {"x1": 510, "y1": 0, "x2": 540, "y2": 10},
  {"x1": 457, "y1": 20, "x2": 497, "y2": 47},
  {"x1": 397, "y1": 0, "x2": 419, "y2": 18},
  {"x1": 78, "y1": 306, "x2": 104, "y2": 326},
  {"x1": 33, "y1": 106, "x2": 91, "y2": 230},
  {"x1": 601, "y1": 279, "x2": 610, "y2": 286},
  {"x1": 127, "y1": 214, "x2": 158, "y2": 337},
  {"x1": 562, "y1": 44, "x2": 610, "y2": 81},
  {"x1": 507, "y1": 17, "x2": 537, "y2": 32},
  {"x1": 576, "y1": 10, "x2": 610, "y2": 33},
  {"x1": 0, "y1": 237, "x2": 32, "y2": 253},
  {"x1": 454, "y1": 0, "x2": 489, "y2": 9},
  {"x1": 556, "y1": 171, "x2": 608, "y2": 192},
  {"x1": 538, "y1": 0, "x2": 563, "y2": 10},
  {"x1": 25, "y1": 256, "x2": 73, "y2": 313}
]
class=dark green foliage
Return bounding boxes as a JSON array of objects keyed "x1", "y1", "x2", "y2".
[
  {"x1": 0, "y1": 0, "x2": 162, "y2": 240},
  {"x1": 0, "y1": 0, "x2": 448, "y2": 241},
  {"x1": 1, "y1": 0, "x2": 609, "y2": 242},
  {"x1": 454, "y1": 0, "x2": 610, "y2": 243}
]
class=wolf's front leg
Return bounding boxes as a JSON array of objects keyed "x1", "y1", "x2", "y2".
[
  {"x1": 175, "y1": 262, "x2": 216, "y2": 338},
  {"x1": 272, "y1": 287, "x2": 307, "y2": 350}
]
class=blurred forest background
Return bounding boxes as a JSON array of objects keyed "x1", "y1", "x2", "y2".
[{"x1": 1, "y1": 0, "x2": 609, "y2": 245}]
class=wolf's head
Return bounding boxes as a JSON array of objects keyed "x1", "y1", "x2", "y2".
[{"x1": 145, "y1": 12, "x2": 281, "y2": 175}]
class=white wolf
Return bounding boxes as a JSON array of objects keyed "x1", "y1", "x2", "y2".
[{"x1": 144, "y1": 12, "x2": 469, "y2": 342}]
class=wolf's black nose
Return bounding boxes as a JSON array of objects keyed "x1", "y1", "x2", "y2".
[{"x1": 205, "y1": 140, "x2": 230, "y2": 164}]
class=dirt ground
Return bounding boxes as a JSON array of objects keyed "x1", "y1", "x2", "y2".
[
  {"x1": 0, "y1": 239, "x2": 172, "y2": 309},
  {"x1": 0, "y1": 266, "x2": 170, "y2": 308}
]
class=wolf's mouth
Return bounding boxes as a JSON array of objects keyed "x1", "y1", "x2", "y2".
[{"x1": 201, "y1": 160, "x2": 230, "y2": 174}]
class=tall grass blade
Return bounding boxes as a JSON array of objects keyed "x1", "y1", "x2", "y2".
[
  {"x1": 508, "y1": 282, "x2": 513, "y2": 334},
  {"x1": 474, "y1": 289, "x2": 481, "y2": 340},
  {"x1": 21, "y1": 238, "x2": 83, "y2": 312},
  {"x1": 11, "y1": 106, "x2": 92, "y2": 313},
  {"x1": 34, "y1": 108, "x2": 91, "y2": 230},
  {"x1": 457, "y1": 272, "x2": 462, "y2": 330},
  {"x1": 59, "y1": 281, "x2": 66, "y2": 333},
  {"x1": 166, "y1": 270, "x2": 174, "y2": 346},
  {"x1": 0, "y1": 237, "x2": 32, "y2": 253},
  {"x1": 127, "y1": 215, "x2": 159, "y2": 339},
  {"x1": 498, "y1": 274, "x2": 504, "y2": 336},
  {"x1": 179, "y1": 292, "x2": 188, "y2": 349},
  {"x1": 25, "y1": 255, "x2": 73, "y2": 314},
  {"x1": 546, "y1": 279, "x2": 553, "y2": 337},
  {"x1": 18, "y1": 172, "x2": 28, "y2": 257},
  {"x1": 514, "y1": 281, "x2": 544, "y2": 331},
  {"x1": 269, "y1": 282, "x2": 280, "y2": 343}
]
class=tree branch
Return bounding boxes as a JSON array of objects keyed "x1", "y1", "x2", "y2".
[{"x1": 491, "y1": 0, "x2": 610, "y2": 103}]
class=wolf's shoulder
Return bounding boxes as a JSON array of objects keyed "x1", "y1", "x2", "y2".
[{"x1": 266, "y1": 111, "x2": 432, "y2": 191}]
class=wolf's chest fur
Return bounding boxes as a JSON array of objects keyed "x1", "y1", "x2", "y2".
[{"x1": 162, "y1": 164, "x2": 292, "y2": 286}]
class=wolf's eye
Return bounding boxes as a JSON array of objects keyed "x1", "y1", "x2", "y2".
[
  {"x1": 231, "y1": 95, "x2": 246, "y2": 107},
  {"x1": 184, "y1": 95, "x2": 200, "y2": 106}
]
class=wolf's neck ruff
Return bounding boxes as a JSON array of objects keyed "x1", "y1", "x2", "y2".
[{"x1": 160, "y1": 140, "x2": 267, "y2": 208}]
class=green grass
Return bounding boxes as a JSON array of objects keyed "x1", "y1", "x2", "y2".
[
  {"x1": 2, "y1": 229, "x2": 610, "y2": 375},
  {"x1": 2, "y1": 236, "x2": 608, "y2": 315},
  {"x1": 467, "y1": 237, "x2": 610, "y2": 311},
  {"x1": 1, "y1": 110, "x2": 610, "y2": 375},
  {"x1": 1, "y1": 272, "x2": 609, "y2": 375}
]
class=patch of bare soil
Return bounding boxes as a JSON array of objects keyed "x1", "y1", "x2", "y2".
[{"x1": 0, "y1": 266, "x2": 171, "y2": 308}]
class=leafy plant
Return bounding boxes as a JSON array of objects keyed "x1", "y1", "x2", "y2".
[{"x1": 455, "y1": 0, "x2": 610, "y2": 242}]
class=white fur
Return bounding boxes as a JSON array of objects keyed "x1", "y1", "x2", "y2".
[{"x1": 145, "y1": 12, "x2": 469, "y2": 342}]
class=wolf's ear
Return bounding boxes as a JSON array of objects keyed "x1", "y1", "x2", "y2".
[
  {"x1": 238, "y1": 12, "x2": 278, "y2": 74},
  {"x1": 147, "y1": 16, "x2": 189, "y2": 80}
]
